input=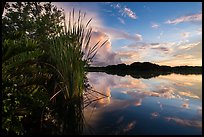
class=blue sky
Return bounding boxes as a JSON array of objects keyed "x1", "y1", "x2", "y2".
[{"x1": 54, "y1": 2, "x2": 202, "y2": 66}]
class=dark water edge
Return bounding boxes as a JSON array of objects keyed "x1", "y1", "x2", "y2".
[{"x1": 87, "y1": 66, "x2": 202, "y2": 79}]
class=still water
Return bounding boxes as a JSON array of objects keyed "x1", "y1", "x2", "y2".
[{"x1": 83, "y1": 72, "x2": 202, "y2": 135}]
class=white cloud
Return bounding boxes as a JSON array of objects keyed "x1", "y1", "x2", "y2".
[
  {"x1": 106, "y1": 3, "x2": 137, "y2": 20},
  {"x1": 176, "y1": 39, "x2": 189, "y2": 45},
  {"x1": 122, "y1": 7, "x2": 137, "y2": 19},
  {"x1": 165, "y1": 13, "x2": 202, "y2": 25},
  {"x1": 118, "y1": 17, "x2": 125, "y2": 24},
  {"x1": 157, "y1": 31, "x2": 163, "y2": 39},
  {"x1": 135, "y1": 34, "x2": 143, "y2": 41},
  {"x1": 110, "y1": 3, "x2": 121, "y2": 9},
  {"x1": 151, "y1": 23, "x2": 160, "y2": 29},
  {"x1": 94, "y1": 26, "x2": 142, "y2": 41},
  {"x1": 115, "y1": 3, "x2": 121, "y2": 9},
  {"x1": 90, "y1": 30, "x2": 122, "y2": 66}
]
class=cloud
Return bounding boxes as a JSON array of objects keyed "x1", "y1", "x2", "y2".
[
  {"x1": 87, "y1": 72, "x2": 121, "y2": 107},
  {"x1": 53, "y1": 2, "x2": 104, "y2": 29},
  {"x1": 157, "y1": 31, "x2": 163, "y2": 39},
  {"x1": 176, "y1": 39, "x2": 189, "y2": 45},
  {"x1": 157, "y1": 55, "x2": 201, "y2": 67},
  {"x1": 118, "y1": 42, "x2": 176, "y2": 64},
  {"x1": 126, "y1": 42, "x2": 174, "y2": 51},
  {"x1": 121, "y1": 42, "x2": 148, "y2": 50},
  {"x1": 197, "y1": 106, "x2": 202, "y2": 117},
  {"x1": 117, "y1": 77, "x2": 147, "y2": 89},
  {"x1": 118, "y1": 17, "x2": 125, "y2": 24},
  {"x1": 121, "y1": 40, "x2": 201, "y2": 67},
  {"x1": 178, "y1": 42, "x2": 200, "y2": 50},
  {"x1": 151, "y1": 23, "x2": 160, "y2": 29},
  {"x1": 150, "y1": 43, "x2": 160, "y2": 45},
  {"x1": 174, "y1": 54, "x2": 194, "y2": 59},
  {"x1": 178, "y1": 91, "x2": 200, "y2": 99},
  {"x1": 134, "y1": 98, "x2": 142, "y2": 106},
  {"x1": 123, "y1": 121, "x2": 136, "y2": 133},
  {"x1": 150, "y1": 43, "x2": 172, "y2": 53},
  {"x1": 90, "y1": 30, "x2": 122, "y2": 66},
  {"x1": 53, "y1": 3, "x2": 202, "y2": 67},
  {"x1": 116, "y1": 51, "x2": 141, "y2": 65},
  {"x1": 151, "y1": 46, "x2": 171, "y2": 53},
  {"x1": 157, "y1": 101, "x2": 163, "y2": 110},
  {"x1": 155, "y1": 41, "x2": 202, "y2": 66},
  {"x1": 181, "y1": 32, "x2": 190, "y2": 38},
  {"x1": 105, "y1": 3, "x2": 137, "y2": 20},
  {"x1": 110, "y1": 3, "x2": 121, "y2": 9},
  {"x1": 131, "y1": 42, "x2": 173, "y2": 53},
  {"x1": 95, "y1": 26, "x2": 142, "y2": 41},
  {"x1": 53, "y1": 2, "x2": 123, "y2": 67},
  {"x1": 117, "y1": 51, "x2": 140, "y2": 59},
  {"x1": 165, "y1": 13, "x2": 202, "y2": 24},
  {"x1": 127, "y1": 86, "x2": 178, "y2": 99},
  {"x1": 151, "y1": 112, "x2": 160, "y2": 118},
  {"x1": 122, "y1": 7, "x2": 137, "y2": 19},
  {"x1": 197, "y1": 27, "x2": 202, "y2": 35},
  {"x1": 151, "y1": 87, "x2": 178, "y2": 99},
  {"x1": 93, "y1": 51, "x2": 122, "y2": 66},
  {"x1": 135, "y1": 34, "x2": 143, "y2": 41},
  {"x1": 164, "y1": 117, "x2": 202, "y2": 128},
  {"x1": 181, "y1": 101, "x2": 189, "y2": 109}
]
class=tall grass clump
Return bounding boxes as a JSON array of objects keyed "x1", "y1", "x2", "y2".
[{"x1": 48, "y1": 9, "x2": 107, "y2": 101}]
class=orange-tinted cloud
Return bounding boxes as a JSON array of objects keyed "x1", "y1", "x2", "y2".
[
  {"x1": 165, "y1": 117, "x2": 202, "y2": 128},
  {"x1": 178, "y1": 91, "x2": 200, "y2": 99},
  {"x1": 178, "y1": 42, "x2": 200, "y2": 50},
  {"x1": 89, "y1": 30, "x2": 122, "y2": 66},
  {"x1": 134, "y1": 98, "x2": 142, "y2": 106},
  {"x1": 123, "y1": 121, "x2": 136, "y2": 133},
  {"x1": 181, "y1": 101, "x2": 189, "y2": 109}
]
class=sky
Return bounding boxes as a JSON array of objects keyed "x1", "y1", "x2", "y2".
[{"x1": 54, "y1": 2, "x2": 202, "y2": 67}]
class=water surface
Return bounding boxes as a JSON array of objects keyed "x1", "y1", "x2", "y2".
[{"x1": 83, "y1": 72, "x2": 202, "y2": 135}]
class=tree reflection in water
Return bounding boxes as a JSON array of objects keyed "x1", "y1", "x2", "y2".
[{"x1": 40, "y1": 82, "x2": 108, "y2": 135}]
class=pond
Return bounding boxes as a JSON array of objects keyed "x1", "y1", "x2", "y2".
[{"x1": 82, "y1": 72, "x2": 202, "y2": 135}]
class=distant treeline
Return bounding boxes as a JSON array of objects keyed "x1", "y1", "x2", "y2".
[{"x1": 87, "y1": 62, "x2": 202, "y2": 79}]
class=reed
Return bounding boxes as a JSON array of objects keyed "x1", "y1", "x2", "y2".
[{"x1": 48, "y1": 9, "x2": 107, "y2": 101}]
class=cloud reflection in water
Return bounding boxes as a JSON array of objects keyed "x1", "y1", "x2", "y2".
[{"x1": 84, "y1": 72, "x2": 202, "y2": 134}]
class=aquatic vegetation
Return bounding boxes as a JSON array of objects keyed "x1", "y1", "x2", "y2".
[{"x1": 47, "y1": 9, "x2": 107, "y2": 101}]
